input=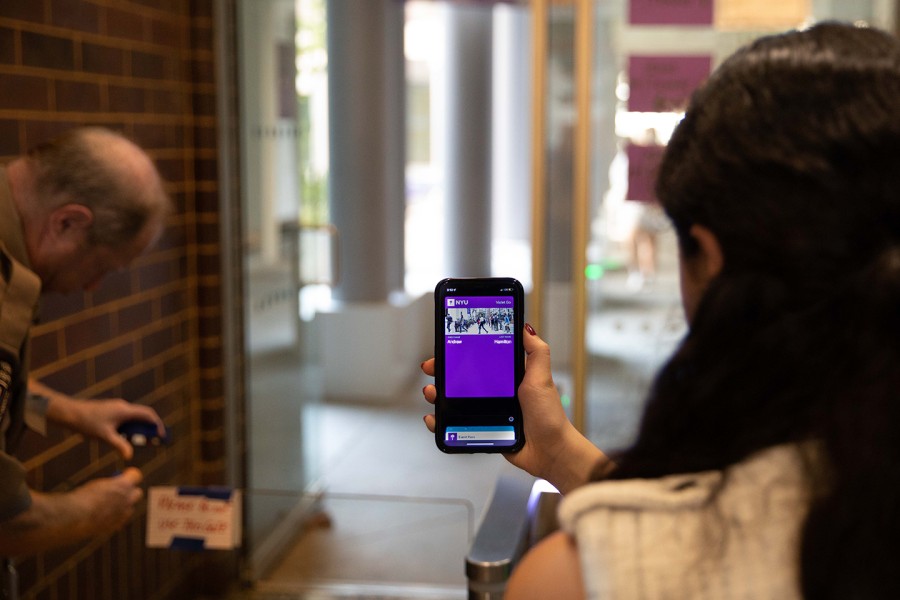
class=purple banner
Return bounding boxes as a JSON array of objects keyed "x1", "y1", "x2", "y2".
[
  {"x1": 628, "y1": 55, "x2": 711, "y2": 113},
  {"x1": 629, "y1": 0, "x2": 713, "y2": 25}
]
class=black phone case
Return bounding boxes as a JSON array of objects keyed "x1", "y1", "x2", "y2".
[{"x1": 434, "y1": 277, "x2": 525, "y2": 454}]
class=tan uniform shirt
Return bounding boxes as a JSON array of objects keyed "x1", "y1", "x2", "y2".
[{"x1": 0, "y1": 168, "x2": 41, "y2": 521}]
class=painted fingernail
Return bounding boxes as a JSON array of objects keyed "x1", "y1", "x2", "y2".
[{"x1": 525, "y1": 323, "x2": 536, "y2": 336}]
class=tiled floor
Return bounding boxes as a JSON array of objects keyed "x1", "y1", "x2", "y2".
[{"x1": 237, "y1": 261, "x2": 684, "y2": 599}]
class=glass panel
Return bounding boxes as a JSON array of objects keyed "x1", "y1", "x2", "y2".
[
  {"x1": 235, "y1": 2, "x2": 532, "y2": 592},
  {"x1": 249, "y1": 493, "x2": 473, "y2": 596},
  {"x1": 236, "y1": 0, "x2": 326, "y2": 578}
]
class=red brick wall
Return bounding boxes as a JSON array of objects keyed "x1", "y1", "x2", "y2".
[{"x1": 0, "y1": 1, "x2": 238, "y2": 598}]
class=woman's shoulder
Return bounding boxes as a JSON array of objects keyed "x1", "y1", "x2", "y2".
[
  {"x1": 505, "y1": 530, "x2": 585, "y2": 600},
  {"x1": 557, "y1": 442, "x2": 813, "y2": 599},
  {"x1": 560, "y1": 442, "x2": 812, "y2": 522}
]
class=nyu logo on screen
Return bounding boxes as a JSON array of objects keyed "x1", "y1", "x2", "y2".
[{"x1": 447, "y1": 299, "x2": 468, "y2": 307}]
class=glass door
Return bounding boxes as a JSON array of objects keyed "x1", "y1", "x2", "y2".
[
  {"x1": 534, "y1": 0, "x2": 899, "y2": 456},
  {"x1": 236, "y1": 0, "x2": 327, "y2": 578}
]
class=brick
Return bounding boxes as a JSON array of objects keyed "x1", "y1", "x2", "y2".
[
  {"x1": 188, "y1": 57, "x2": 215, "y2": 84},
  {"x1": 41, "y1": 441, "x2": 92, "y2": 488},
  {"x1": 21, "y1": 31, "x2": 75, "y2": 70},
  {"x1": 35, "y1": 359, "x2": 90, "y2": 397},
  {"x1": 198, "y1": 374, "x2": 223, "y2": 399},
  {"x1": 0, "y1": 120, "x2": 21, "y2": 157},
  {"x1": 54, "y1": 79, "x2": 102, "y2": 112},
  {"x1": 192, "y1": 90, "x2": 216, "y2": 117},
  {"x1": 94, "y1": 342, "x2": 135, "y2": 382},
  {"x1": 198, "y1": 344, "x2": 221, "y2": 370},
  {"x1": 120, "y1": 368, "x2": 155, "y2": 402},
  {"x1": 0, "y1": 27, "x2": 16, "y2": 64},
  {"x1": 82, "y1": 42, "x2": 126, "y2": 76},
  {"x1": 193, "y1": 157, "x2": 218, "y2": 182},
  {"x1": 0, "y1": 0, "x2": 45, "y2": 22},
  {"x1": 130, "y1": 49, "x2": 167, "y2": 79},
  {"x1": 89, "y1": 268, "x2": 133, "y2": 305},
  {"x1": 117, "y1": 300, "x2": 154, "y2": 335},
  {"x1": 35, "y1": 288, "x2": 86, "y2": 320},
  {"x1": 150, "y1": 18, "x2": 182, "y2": 47},
  {"x1": 197, "y1": 252, "x2": 221, "y2": 278},
  {"x1": 74, "y1": 553, "x2": 101, "y2": 600},
  {"x1": 196, "y1": 282, "x2": 220, "y2": 309},
  {"x1": 191, "y1": 23, "x2": 213, "y2": 52},
  {"x1": 29, "y1": 330, "x2": 60, "y2": 367},
  {"x1": 13, "y1": 558, "x2": 37, "y2": 594},
  {"x1": 108, "y1": 84, "x2": 147, "y2": 113},
  {"x1": 22, "y1": 120, "x2": 79, "y2": 150},
  {"x1": 64, "y1": 313, "x2": 113, "y2": 355},
  {"x1": 15, "y1": 426, "x2": 56, "y2": 463},
  {"x1": 131, "y1": 122, "x2": 185, "y2": 149},
  {"x1": 158, "y1": 289, "x2": 186, "y2": 318},
  {"x1": 150, "y1": 88, "x2": 186, "y2": 114},
  {"x1": 194, "y1": 190, "x2": 218, "y2": 213},
  {"x1": 162, "y1": 355, "x2": 188, "y2": 381},
  {"x1": 193, "y1": 0, "x2": 213, "y2": 16},
  {"x1": 105, "y1": 7, "x2": 145, "y2": 42},
  {"x1": 50, "y1": 0, "x2": 101, "y2": 33},
  {"x1": 153, "y1": 156, "x2": 185, "y2": 182},
  {"x1": 193, "y1": 124, "x2": 217, "y2": 149},
  {"x1": 141, "y1": 326, "x2": 175, "y2": 359},
  {"x1": 0, "y1": 74, "x2": 49, "y2": 110},
  {"x1": 137, "y1": 260, "x2": 177, "y2": 290}
]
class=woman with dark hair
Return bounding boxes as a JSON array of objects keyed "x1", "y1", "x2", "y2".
[{"x1": 420, "y1": 21, "x2": 900, "y2": 599}]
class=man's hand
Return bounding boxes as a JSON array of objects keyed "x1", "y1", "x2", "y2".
[{"x1": 31, "y1": 379, "x2": 165, "y2": 460}]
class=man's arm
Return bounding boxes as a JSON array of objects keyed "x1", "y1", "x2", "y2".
[{"x1": 0, "y1": 468, "x2": 143, "y2": 557}]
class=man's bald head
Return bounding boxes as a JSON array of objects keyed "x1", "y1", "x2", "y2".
[{"x1": 25, "y1": 127, "x2": 171, "y2": 247}]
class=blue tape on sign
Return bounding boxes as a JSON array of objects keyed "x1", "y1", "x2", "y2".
[
  {"x1": 176, "y1": 486, "x2": 233, "y2": 500},
  {"x1": 170, "y1": 537, "x2": 206, "y2": 551}
]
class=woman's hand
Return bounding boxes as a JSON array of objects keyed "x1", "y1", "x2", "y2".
[{"x1": 421, "y1": 325, "x2": 613, "y2": 493}]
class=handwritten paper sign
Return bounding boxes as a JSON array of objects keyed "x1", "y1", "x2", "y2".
[
  {"x1": 146, "y1": 487, "x2": 242, "y2": 550},
  {"x1": 629, "y1": 0, "x2": 713, "y2": 25},
  {"x1": 628, "y1": 55, "x2": 711, "y2": 113},
  {"x1": 626, "y1": 143, "x2": 667, "y2": 203}
]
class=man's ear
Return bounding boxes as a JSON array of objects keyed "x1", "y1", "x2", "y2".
[
  {"x1": 689, "y1": 224, "x2": 724, "y2": 280},
  {"x1": 48, "y1": 204, "x2": 94, "y2": 240}
]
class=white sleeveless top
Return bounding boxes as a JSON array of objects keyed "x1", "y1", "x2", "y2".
[{"x1": 559, "y1": 444, "x2": 813, "y2": 599}]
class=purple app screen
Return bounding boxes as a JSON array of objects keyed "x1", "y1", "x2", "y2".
[{"x1": 443, "y1": 295, "x2": 516, "y2": 397}]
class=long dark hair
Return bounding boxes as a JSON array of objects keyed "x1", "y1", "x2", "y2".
[{"x1": 608, "y1": 22, "x2": 900, "y2": 597}]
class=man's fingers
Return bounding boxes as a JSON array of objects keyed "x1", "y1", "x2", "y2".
[{"x1": 118, "y1": 467, "x2": 143, "y2": 485}]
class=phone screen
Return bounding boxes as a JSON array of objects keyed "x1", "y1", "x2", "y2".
[{"x1": 434, "y1": 277, "x2": 524, "y2": 453}]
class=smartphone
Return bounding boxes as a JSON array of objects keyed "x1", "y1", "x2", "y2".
[{"x1": 434, "y1": 277, "x2": 525, "y2": 453}]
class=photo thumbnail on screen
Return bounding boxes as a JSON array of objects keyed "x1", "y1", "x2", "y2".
[{"x1": 443, "y1": 299, "x2": 515, "y2": 335}]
